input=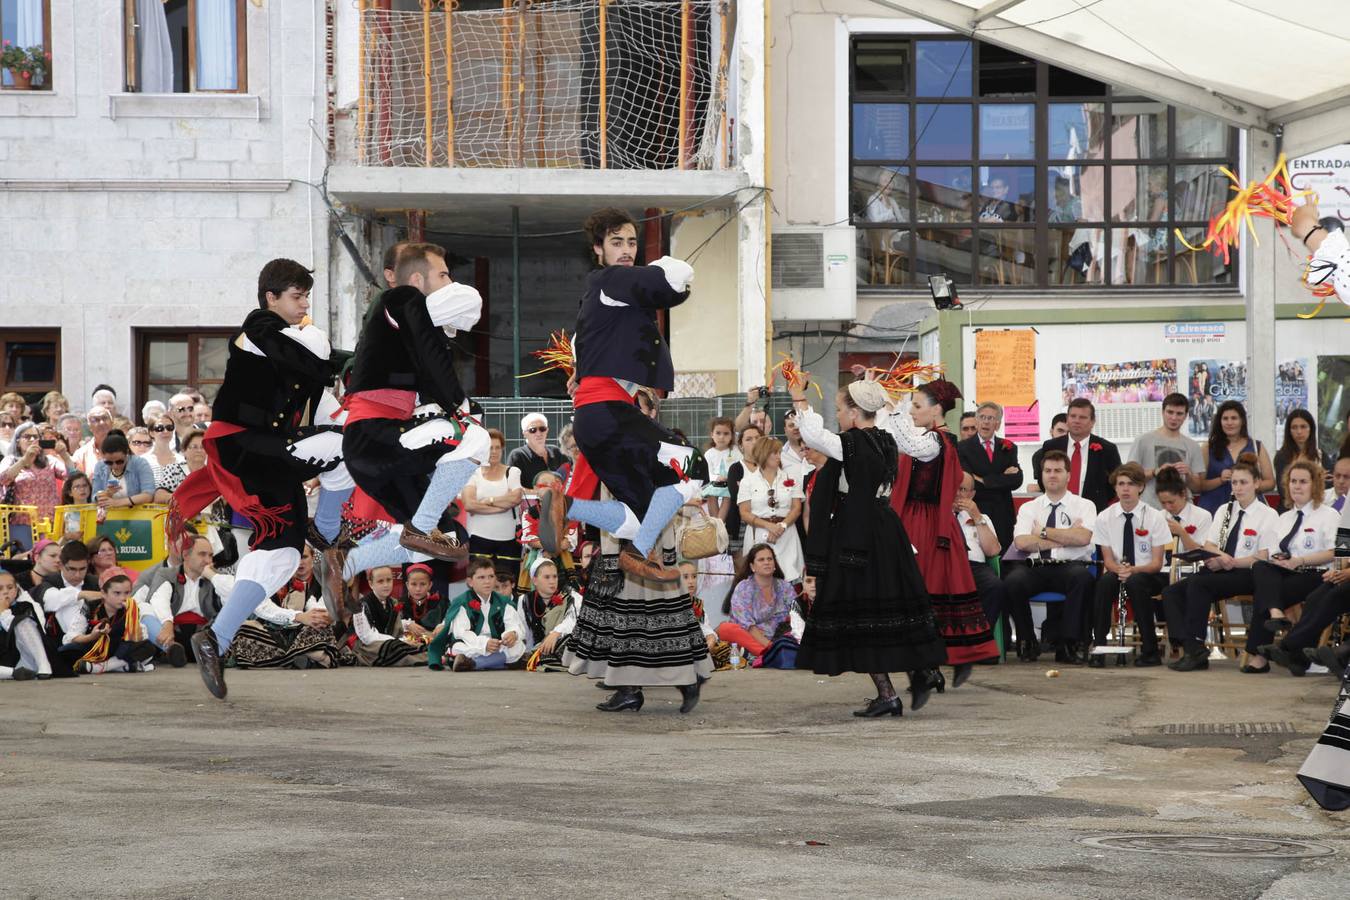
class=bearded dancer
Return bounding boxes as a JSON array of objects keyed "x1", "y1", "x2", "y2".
[
  {"x1": 339, "y1": 242, "x2": 489, "y2": 580},
  {"x1": 539, "y1": 208, "x2": 701, "y2": 583},
  {"x1": 171, "y1": 259, "x2": 340, "y2": 699}
]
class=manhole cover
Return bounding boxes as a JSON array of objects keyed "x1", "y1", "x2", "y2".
[
  {"x1": 1159, "y1": 722, "x2": 1297, "y2": 736},
  {"x1": 1079, "y1": 834, "x2": 1334, "y2": 859}
]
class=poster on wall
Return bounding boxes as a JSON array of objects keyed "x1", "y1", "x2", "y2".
[
  {"x1": 1060, "y1": 359, "x2": 1178, "y2": 406},
  {"x1": 975, "y1": 329, "x2": 1036, "y2": 408},
  {"x1": 1288, "y1": 145, "x2": 1350, "y2": 225},
  {"x1": 1275, "y1": 359, "x2": 1310, "y2": 433},
  {"x1": 1317, "y1": 356, "x2": 1350, "y2": 452},
  {"x1": 1186, "y1": 359, "x2": 1245, "y2": 436}
]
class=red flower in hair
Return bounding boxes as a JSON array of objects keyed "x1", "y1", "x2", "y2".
[
  {"x1": 1089, "y1": 442, "x2": 1103, "y2": 452},
  {"x1": 1242, "y1": 528, "x2": 1258, "y2": 536},
  {"x1": 1134, "y1": 528, "x2": 1149, "y2": 537},
  {"x1": 1184, "y1": 525, "x2": 1197, "y2": 534},
  {"x1": 468, "y1": 599, "x2": 481, "y2": 611}
]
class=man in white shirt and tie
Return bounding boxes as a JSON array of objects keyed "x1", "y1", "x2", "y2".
[
  {"x1": 955, "y1": 471, "x2": 1006, "y2": 637},
  {"x1": 1089, "y1": 462, "x2": 1169, "y2": 667},
  {"x1": 1006, "y1": 449, "x2": 1099, "y2": 664}
]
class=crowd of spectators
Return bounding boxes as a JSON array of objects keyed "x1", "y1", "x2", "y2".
[{"x1": 2, "y1": 380, "x2": 1348, "y2": 685}]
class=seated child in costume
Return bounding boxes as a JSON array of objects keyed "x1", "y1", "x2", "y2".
[
  {"x1": 56, "y1": 572, "x2": 157, "y2": 675},
  {"x1": 679, "y1": 561, "x2": 731, "y2": 666},
  {"x1": 427, "y1": 557, "x2": 527, "y2": 672},
  {"x1": 0, "y1": 569, "x2": 52, "y2": 680},
  {"x1": 401, "y1": 562, "x2": 449, "y2": 632},
  {"x1": 518, "y1": 471, "x2": 578, "y2": 591},
  {"x1": 349, "y1": 566, "x2": 428, "y2": 668},
  {"x1": 519, "y1": 557, "x2": 583, "y2": 659}
]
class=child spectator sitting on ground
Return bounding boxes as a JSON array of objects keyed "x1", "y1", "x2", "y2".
[
  {"x1": 715, "y1": 543, "x2": 797, "y2": 660},
  {"x1": 401, "y1": 563, "x2": 449, "y2": 632},
  {"x1": 231, "y1": 544, "x2": 351, "y2": 670},
  {"x1": 426, "y1": 557, "x2": 527, "y2": 672},
  {"x1": 349, "y1": 566, "x2": 428, "y2": 668},
  {"x1": 518, "y1": 557, "x2": 582, "y2": 653},
  {"x1": 679, "y1": 561, "x2": 728, "y2": 662},
  {"x1": 59, "y1": 571, "x2": 157, "y2": 675},
  {"x1": 0, "y1": 569, "x2": 52, "y2": 680}
]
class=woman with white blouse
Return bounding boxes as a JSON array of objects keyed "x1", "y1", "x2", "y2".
[
  {"x1": 1246, "y1": 460, "x2": 1342, "y2": 672},
  {"x1": 1160, "y1": 455, "x2": 1280, "y2": 672},
  {"x1": 737, "y1": 437, "x2": 804, "y2": 582},
  {"x1": 461, "y1": 428, "x2": 524, "y2": 576}
]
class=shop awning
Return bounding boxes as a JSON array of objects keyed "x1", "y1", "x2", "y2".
[{"x1": 870, "y1": 0, "x2": 1350, "y2": 154}]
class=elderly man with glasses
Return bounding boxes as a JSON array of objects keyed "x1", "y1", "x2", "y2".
[
  {"x1": 72, "y1": 407, "x2": 115, "y2": 477},
  {"x1": 168, "y1": 392, "x2": 197, "y2": 450},
  {"x1": 506, "y1": 413, "x2": 568, "y2": 490}
]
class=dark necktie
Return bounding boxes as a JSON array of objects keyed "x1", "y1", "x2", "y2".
[
  {"x1": 1279, "y1": 510, "x2": 1304, "y2": 556},
  {"x1": 1222, "y1": 509, "x2": 1246, "y2": 556},
  {"x1": 1040, "y1": 502, "x2": 1060, "y2": 560},
  {"x1": 1121, "y1": 511, "x2": 1135, "y2": 566}
]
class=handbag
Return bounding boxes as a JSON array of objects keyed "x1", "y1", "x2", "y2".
[{"x1": 679, "y1": 511, "x2": 728, "y2": 560}]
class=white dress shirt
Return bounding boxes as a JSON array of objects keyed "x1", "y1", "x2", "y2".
[
  {"x1": 957, "y1": 509, "x2": 997, "y2": 563},
  {"x1": 450, "y1": 594, "x2": 528, "y2": 662},
  {"x1": 1014, "y1": 492, "x2": 1099, "y2": 562},
  {"x1": 137, "y1": 572, "x2": 236, "y2": 625},
  {"x1": 1270, "y1": 502, "x2": 1342, "y2": 567},
  {"x1": 1206, "y1": 497, "x2": 1281, "y2": 559},
  {"x1": 1092, "y1": 501, "x2": 1170, "y2": 567}
]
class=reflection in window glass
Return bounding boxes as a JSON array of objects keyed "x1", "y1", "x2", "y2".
[
  {"x1": 915, "y1": 41, "x2": 971, "y2": 96},
  {"x1": 1111, "y1": 101, "x2": 1167, "y2": 158},
  {"x1": 979, "y1": 44, "x2": 1036, "y2": 97},
  {"x1": 1048, "y1": 164, "x2": 1107, "y2": 221},
  {"x1": 979, "y1": 104, "x2": 1034, "y2": 159},
  {"x1": 978, "y1": 229, "x2": 1036, "y2": 286},
  {"x1": 851, "y1": 166, "x2": 909, "y2": 222},
  {"x1": 1175, "y1": 109, "x2": 1227, "y2": 158},
  {"x1": 857, "y1": 227, "x2": 910, "y2": 287},
  {"x1": 853, "y1": 39, "x2": 910, "y2": 93},
  {"x1": 978, "y1": 167, "x2": 1034, "y2": 222},
  {"x1": 916, "y1": 167, "x2": 972, "y2": 222},
  {"x1": 6, "y1": 343, "x2": 56, "y2": 386},
  {"x1": 199, "y1": 337, "x2": 229, "y2": 381},
  {"x1": 1050, "y1": 227, "x2": 1104, "y2": 285},
  {"x1": 1112, "y1": 228, "x2": 1168, "y2": 285},
  {"x1": 914, "y1": 229, "x2": 973, "y2": 283},
  {"x1": 1173, "y1": 164, "x2": 1231, "y2": 221},
  {"x1": 1175, "y1": 226, "x2": 1234, "y2": 285},
  {"x1": 1049, "y1": 103, "x2": 1106, "y2": 160},
  {"x1": 148, "y1": 340, "x2": 190, "y2": 381},
  {"x1": 1111, "y1": 165, "x2": 1169, "y2": 222},
  {"x1": 915, "y1": 104, "x2": 971, "y2": 159},
  {"x1": 853, "y1": 103, "x2": 909, "y2": 159}
]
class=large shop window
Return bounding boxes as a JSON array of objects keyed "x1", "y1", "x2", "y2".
[
  {"x1": 0, "y1": 329, "x2": 59, "y2": 408},
  {"x1": 0, "y1": 0, "x2": 51, "y2": 89},
  {"x1": 849, "y1": 36, "x2": 1238, "y2": 290},
  {"x1": 124, "y1": 0, "x2": 246, "y2": 93},
  {"x1": 137, "y1": 330, "x2": 233, "y2": 410}
]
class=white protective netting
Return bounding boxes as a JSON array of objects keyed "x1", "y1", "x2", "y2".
[{"x1": 359, "y1": 0, "x2": 731, "y2": 170}]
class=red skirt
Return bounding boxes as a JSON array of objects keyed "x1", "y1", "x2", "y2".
[{"x1": 899, "y1": 499, "x2": 998, "y2": 665}]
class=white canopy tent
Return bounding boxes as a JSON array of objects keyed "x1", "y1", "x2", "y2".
[{"x1": 865, "y1": 0, "x2": 1350, "y2": 440}]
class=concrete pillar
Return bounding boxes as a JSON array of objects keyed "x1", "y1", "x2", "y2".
[
  {"x1": 1244, "y1": 130, "x2": 1278, "y2": 446},
  {"x1": 735, "y1": 0, "x2": 767, "y2": 391}
]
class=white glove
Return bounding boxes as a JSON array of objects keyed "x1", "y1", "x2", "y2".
[
  {"x1": 650, "y1": 256, "x2": 694, "y2": 293},
  {"x1": 288, "y1": 431, "x2": 344, "y2": 464},
  {"x1": 281, "y1": 324, "x2": 332, "y2": 360},
  {"x1": 425, "y1": 282, "x2": 484, "y2": 336}
]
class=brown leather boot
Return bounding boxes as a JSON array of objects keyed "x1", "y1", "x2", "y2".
[
  {"x1": 399, "y1": 523, "x2": 468, "y2": 561},
  {"x1": 538, "y1": 485, "x2": 571, "y2": 554}
]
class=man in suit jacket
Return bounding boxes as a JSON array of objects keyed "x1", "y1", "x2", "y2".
[
  {"x1": 1033, "y1": 398, "x2": 1121, "y2": 511},
  {"x1": 957, "y1": 401, "x2": 1023, "y2": 550}
]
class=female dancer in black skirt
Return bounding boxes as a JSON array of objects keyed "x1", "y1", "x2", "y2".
[{"x1": 789, "y1": 378, "x2": 947, "y2": 717}]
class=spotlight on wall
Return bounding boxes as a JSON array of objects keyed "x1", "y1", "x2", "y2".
[{"x1": 928, "y1": 274, "x2": 961, "y2": 310}]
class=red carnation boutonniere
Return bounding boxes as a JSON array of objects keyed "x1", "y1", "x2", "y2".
[
  {"x1": 176, "y1": 572, "x2": 186, "y2": 585},
  {"x1": 468, "y1": 599, "x2": 482, "y2": 611},
  {"x1": 782, "y1": 478, "x2": 796, "y2": 489},
  {"x1": 1184, "y1": 525, "x2": 1197, "y2": 535},
  {"x1": 1303, "y1": 527, "x2": 1315, "y2": 533},
  {"x1": 1002, "y1": 439, "x2": 1014, "y2": 452},
  {"x1": 1089, "y1": 442, "x2": 1103, "y2": 452},
  {"x1": 1134, "y1": 528, "x2": 1149, "y2": 537},
  {"x1": 1242, "y1": 528, "x2": 1258, "y2": 537}
]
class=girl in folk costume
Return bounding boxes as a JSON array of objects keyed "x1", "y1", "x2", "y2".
[
  {"x1": 788, "y1": 377, "x2": 947, "y2": 718},
  {"x1": 883, "y1": 379, "x2": 999, "y2": 688},
  {"x1": 0, "y1": 569, "x2": 51, "y2": 680},
  {"x1": 231, "y1": 544, "x2": 354, "y2": 669},
  {"x1": 678, "y1": 561, "x2": 734, "y2": 668},
  {"x1": 400, "y1": 562, "x2": 449, "y2": 631},
  {"x1": 517, "y1": 557, "x2": 581, "y2": 652},
  {"x1": 426, "y1": 557, "x2": 528, "y2": 671},
  {"x1": 347, "y1": 566, "x2": 428, "y2": 668}
]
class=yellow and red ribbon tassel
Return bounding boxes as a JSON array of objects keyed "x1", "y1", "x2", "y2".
[
  {"x1": 866, "y1": 356, "x2": 945, "y2": 397},
  {"x1": 1176, "y1": 154, "x2": 1310, "y2": 265},
  {"x1": 772, "y1": 353, "x2": 823, "y2": 399},
  {"x1": 516, "y1": 330, "x2": 576, "y2": 380}
]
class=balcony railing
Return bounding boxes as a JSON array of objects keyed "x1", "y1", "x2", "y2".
[{"x1": 357, "y1": 0, "x2": 734, "y2": 170}]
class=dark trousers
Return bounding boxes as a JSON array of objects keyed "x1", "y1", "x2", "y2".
[
  {"x1": 1282, "y1": 579, "x2": 1350, "y2": 652},
  {"x1": 1092, "y1": 571, "x2": 1168, "y2": 654},
  {"x1": 1161, "y1": 569, "x2": 1253, "y2": 648},
  {"x1": 1249, "y1": 562, "x2": 1325, "y2": 655},
  {"x1": 1004, "y1": 561, "x2": 1094, "y2": 646},
  {"x1": 969, "y1": 560, "x2": 1005, "y2": 630}
]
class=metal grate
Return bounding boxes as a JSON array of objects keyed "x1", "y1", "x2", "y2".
[
  {"x1": 1158, "y1": 722, "x2": 1297, "y2": 736},
  {"x1": 771, "y1": 232, "x2": 824, "y2": 290},
  {"x1": 1079, "y1": 834, "x2": 1335, "y2": 859}
]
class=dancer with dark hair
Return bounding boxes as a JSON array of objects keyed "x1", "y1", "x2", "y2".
[
  {"x1": 884, "y1": 378, "x2": 999, "y2": 687},
  {"x1": 340, "y1": 241, "x2": 489, "y2": 579},
  {"x1": 540, "y1": 207, "x2": 702, "y2": 584},
  {"x1": 170, "y1": 259, "x2": 341, "y2": 699},
  {"x1": 788, "y1": 376, "x2": 946, "y2": 718}
]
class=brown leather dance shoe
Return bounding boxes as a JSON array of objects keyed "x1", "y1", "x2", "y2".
[
  {"x1": 618, "y1": 544, "x2": 681, "y2": 583},
  {"x1": 399, "y1": 523, "x2": 468, "y2": 561}
]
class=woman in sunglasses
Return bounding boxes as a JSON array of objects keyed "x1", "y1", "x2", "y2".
[
  {"x1": 144, "y1": 414, "x2": 187, "y2": 498},
  {"x1": 0, "y1": 422, "x2": 63, "y2": 523}
]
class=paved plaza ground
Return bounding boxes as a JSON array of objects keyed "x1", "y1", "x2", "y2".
[{"x1": 4, "y1": 658, "x2": 1348, "y2": 898}]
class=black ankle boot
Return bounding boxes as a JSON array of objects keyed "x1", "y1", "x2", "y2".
[
  {"x1": 596, "y1": 687, "x2": 644, "y2": 712},
  {"x1": 952, "y1": 663, "x2": 973, "y2": 688},
  {"x1": 907, "y1": 670, "x2": 941, "y2": 712},
  {"x1": 853, "y1": 695, "x2": 903, "y2": 717},
  {"x1": 677, "y1": 679, "x2": 703, "y2": 714}
]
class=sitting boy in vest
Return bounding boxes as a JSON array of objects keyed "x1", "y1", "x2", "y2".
[
  {"x1": 58, "y1": 571, "x2": 157, "y2": 675},
  {"x1": 133, "y1": 534, "x2": 231, "y2": 668},
  {"x1": 427, "y1": 557, "x2": 527, "y2": 671}
]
